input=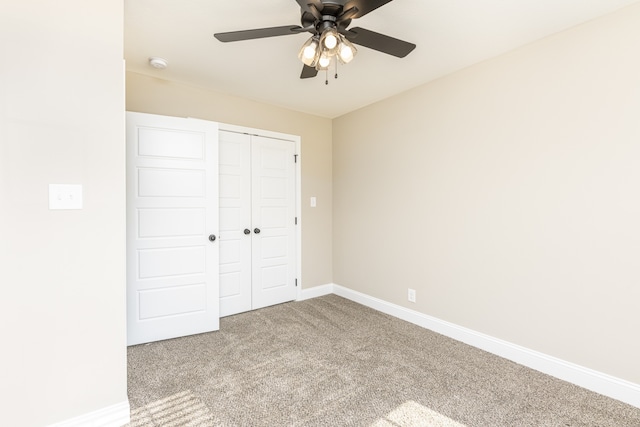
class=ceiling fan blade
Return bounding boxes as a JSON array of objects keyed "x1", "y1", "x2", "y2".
[
  {"x1": 300, "y1": 65, "x2": 318, "y2": 79},
  {"x1": 345, "y1": 27, "x2": 416, "y2": 58},
  {"x1": 343, "y1": 0, "x2": 394, "y2": 18},
  {"x1": 214, "y1": 25, "x2": 302, "y2": 42}
]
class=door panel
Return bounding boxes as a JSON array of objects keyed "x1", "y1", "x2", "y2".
[
  {"x1": 218, "y1": 131, "x2": 252, "y2": 316},
  {"x1": 137, "y1": 246, "x2": 206, "y2": 279},
  {"x1": 127, "y1": 112, "x2": 219, "y2": 346},
  {"x1": 138, "y1": 284, "x2": 207, "y2": 319},
  {"x1": 138, "y1": 168, "x2": 205, "y2": 197},
  {"x1": 251, "y1": 136, "x2": 297, "y2": 310},
  {"x1": 138, "y1": 208, "x2": 205, "y2": 238},
  {"x1": 138, "y1": 127, "x2": 204, "y2": 159}
]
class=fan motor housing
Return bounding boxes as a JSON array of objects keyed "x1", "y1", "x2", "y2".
[
  {"x1": 301, "y1": 2, "x2": 351, "y2": 32},
  {"x1": 303, "y1": 17, "x2": 353, "y2": 34}
]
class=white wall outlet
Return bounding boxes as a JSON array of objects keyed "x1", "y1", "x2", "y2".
[
  {"x1": 49, "y1": 184, "x2": 83, "y2": 210},
  {"x1": 408, "y1": 288, "x2": 416, "y2": 303}
]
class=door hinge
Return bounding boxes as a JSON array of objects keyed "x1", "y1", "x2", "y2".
[
  {"x1": 295, "y1": 278, "x2": 298, "y2": 287},
  {"x1": 295, "y1": 217, "x2": 298, "y2": 225},
  {"x1": 294, "y1": 154, "x2": 298, "y2": 163}
]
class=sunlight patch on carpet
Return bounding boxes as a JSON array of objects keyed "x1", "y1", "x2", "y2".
[
  {"x1": 128, "y1": 390, "x2": 214, "y2": 427},
  {"x1": 372, "y1": 400, "x2": 467, "y2": 427}
]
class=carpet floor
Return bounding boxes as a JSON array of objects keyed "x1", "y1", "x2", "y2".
[{"x1": 126, "y1": 295, "x2": 640, "y2": 426}]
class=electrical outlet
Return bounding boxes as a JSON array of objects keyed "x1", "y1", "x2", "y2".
[{"x1": 408, "y1": 288, "x2": 416, "y2": 303}]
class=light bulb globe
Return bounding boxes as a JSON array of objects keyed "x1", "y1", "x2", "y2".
[
  {"x1": 298, "y1": 37, "x2": 320, "y2": 66},
  {"x1": 336, "y1": 36, "x2": 357, "y2": 64},
  {"x1": 324, "y1": 34, "x2": 338, "y2": 50},
  {"x1": 339, "y1": 45, "x2": 353, "y2": 62},
  {"x1": 319, "y1": 55, "x2": 331, "y2": 68},
  {"x1": 303, "y1": 45, "x2": 316, "y2": 60}
]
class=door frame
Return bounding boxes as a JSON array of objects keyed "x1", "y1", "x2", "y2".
[{"x1": 217, "y1": 122, "x2": 302, "y2": 301}]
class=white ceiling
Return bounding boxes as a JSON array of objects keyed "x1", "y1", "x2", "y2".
[{"x1": 125, "y1": 0, "x2": 639, "y2": 118}]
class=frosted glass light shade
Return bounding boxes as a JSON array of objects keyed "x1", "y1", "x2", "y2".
[
  {"x1": 320, "y1": 28, "x2": 339, "y2": 55},
  {"x1": 317, "y1": 51, "x2": 331, "y2": 70},
  {"x1": 324, "y1": 33, "x2": 337, "y2": 49},
  {"x1": 298, "y1": 36, "x2": 320, "y2": 67},
  {"x1": 337, "y1": 36, "x2": 357, "y2": 64}
]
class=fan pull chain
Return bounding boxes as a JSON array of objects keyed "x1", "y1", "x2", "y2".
[
  {"x1": 325, "y1": 68, "x2": 328, "y2": 85},
  {"x1": 335, "y1": 59, "x2": 338, "y2": 80}
]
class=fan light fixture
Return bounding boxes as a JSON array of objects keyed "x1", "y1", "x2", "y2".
[
  {"x1": 298, "y1": 25, "x2": 357, "y2": 84},
  {"x1": 214, "y1": 0, "x2": 417, "y2": 83}
]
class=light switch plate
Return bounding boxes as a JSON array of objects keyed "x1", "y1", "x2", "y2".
[
  {"x1": 310, "y1": 197, "x2": 317, "y2": 208},
  {"x1": 49, "y1": 184, "x2": 83, "y2": 210}
]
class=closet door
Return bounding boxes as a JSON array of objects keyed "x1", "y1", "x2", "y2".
[
  {"x1": 218, "y1": 131, "x2": 297, "y2": 316},
  {"x1": 251, "y1": 136, "x2": 297, "y2": 309},
  {"x1": 218, "y1": 131, "x2": 252, "y2": 317}
]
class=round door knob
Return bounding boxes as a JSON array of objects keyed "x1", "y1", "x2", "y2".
[
  {"x1": 254, "y1": 228, "x2": 261, "y2": 234},
  {"x1": 244, "y1": 229, "x2": 250, "y2": 235},
  {"x1": 208, "y1": 234, "x2": 216, "y2": 242}
]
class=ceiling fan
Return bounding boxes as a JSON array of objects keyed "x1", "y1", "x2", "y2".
[{"x1": 214, "y1": 0, "x2": 416, "y2": 82}]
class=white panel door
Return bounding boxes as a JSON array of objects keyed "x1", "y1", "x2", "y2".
[
  {"x1": 218, "y1": 131, "x2": 297, "y2": 316},
  {"x1": 218, "y1": 131, "x2": 252, "y2": 317},
  {"x1": 251, "y1": 135, "x2": 297, "y2": 310},
  {"x1": 127, "y1": 112, "x2": 219, "y2": 346}
]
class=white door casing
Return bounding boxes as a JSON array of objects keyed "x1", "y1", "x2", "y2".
[{"x1": 126, "y1": 112, "x2": 220, "y2": 346}]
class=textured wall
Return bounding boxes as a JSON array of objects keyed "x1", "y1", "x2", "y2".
[
  {"x1": 333, "y1": 4, "x2": 640, "y2": 384},
  {"x1": 0, "y1": 1, "x2": 127, "y2": 425}
]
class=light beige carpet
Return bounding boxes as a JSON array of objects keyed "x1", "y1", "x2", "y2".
[{"x1": 126, "y1": 295, "x2": 640, "y2": 426}]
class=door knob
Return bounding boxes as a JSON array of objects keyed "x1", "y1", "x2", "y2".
[
  {"x1": 244, "y1": 229, "x2": 250, "y2": 235},
  {"x1": 208, "y1": 234, "x2": 216, "y2": 242},
  {"x1": 254, "y1": 228, "x2": 261, "y2": 234}
]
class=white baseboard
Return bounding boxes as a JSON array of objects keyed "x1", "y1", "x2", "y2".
[
  {"x1": 48, "y1": 400, "x2": 130, "y2": 427},
  {"x1": 297, "y1": 283, "x2": 334, "y2": 301},
  {"x1": 332, "y1": 284, "x2": 640, "y2": 409}
]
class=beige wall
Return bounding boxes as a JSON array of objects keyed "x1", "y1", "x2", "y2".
[
  {"x1": 2, "y1": 2, "x2": 637, "y2": 423},
  {"x1": 0, "y1": 1, "x2": 127, "y2": 426},
  {"x1": 126, "y1": 72, "x2": 333, "y2": 288},
  {"x1": 333, "y1": 3, "x2": 640, "y2": 384}
]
